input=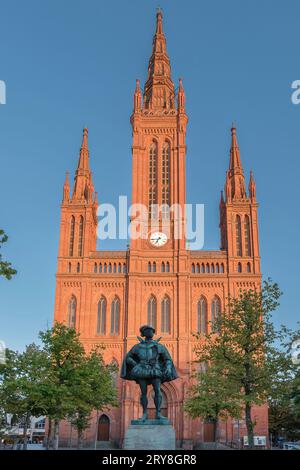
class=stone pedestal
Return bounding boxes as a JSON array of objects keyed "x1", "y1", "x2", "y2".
[{"x1": 123, "y1": 419, "x2": 176, "y2": 450}]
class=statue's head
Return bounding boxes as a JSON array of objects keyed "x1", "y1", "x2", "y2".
[{"x1": 140, "y1": 325, "x2": 155, "y2": 338}]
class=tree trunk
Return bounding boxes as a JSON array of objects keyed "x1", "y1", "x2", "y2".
[
  {"x1": 245, "y1": 403, "x2": 254, "y2": 449},
  {"x1": 46, "y1": 419, "x2": 52, "y2": 450},
  {"x1": 22, "y1": 414, "x2": 30, "y2": 450},
  {"x1": 53, "y1": 419, "x2": 60, "y2": 450},
  {"x1": 77, "y1": 429, "x2": 83, "y2": 449},
  {"x1": 213, "y1": 418, "x2": 218, "y2": 450}
]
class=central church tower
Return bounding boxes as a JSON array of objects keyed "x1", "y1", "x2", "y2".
[
  {"x1": 127, "y1": 10, "x2": 190, "y2": 377},
  {"x1": 130, "y1": 9, "x2": 188, "y2": 253}
]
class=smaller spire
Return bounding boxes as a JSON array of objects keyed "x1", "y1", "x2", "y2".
[
  {"x1": 156, "y1": 7, "x2": 163, "y2": 34},
  {"x1": 72, "y1": 128, "x2": 94, "y2": 202},
  {"x1": 63, "y1": 171, "x2": 70, "y2": 203},
  {"x1": 133, "y1": 79, "x2": 142, "y2": 113},
  {"x1": 249, "y1": 170, "x2": 256, "y2": 202},
  {"x1": 220, "y1": 190, "x2": 225, "y2": 206},
  {"x1": 225, "y1": 125, "x2": 246, "y2": 201},
  {"x1": 229, "y1": 125, "x2": 243, "y2": 171},
  {"x1": 178, "y1": 77, "x2": 185, "y2": 113}
]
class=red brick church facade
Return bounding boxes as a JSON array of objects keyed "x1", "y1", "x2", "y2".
[{"x1": 54, "y1": 11, "x2": 268, "y2": 448}]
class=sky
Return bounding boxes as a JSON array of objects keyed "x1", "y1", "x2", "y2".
[{"x1": 0, "y1": 0, "x2": 299, "y2": 351}]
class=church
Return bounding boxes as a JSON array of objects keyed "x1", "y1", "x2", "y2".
[{"x1": 53, "y1": 10, "x2": 268, "y2": 448}]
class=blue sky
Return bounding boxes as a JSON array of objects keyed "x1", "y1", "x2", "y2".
[{"x1": 0, "y1": 0, "x2": 299, "y2": 351}]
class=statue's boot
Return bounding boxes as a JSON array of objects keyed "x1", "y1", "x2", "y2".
[
  {"x1": 141, "y1": 411, "x2": 148, "y2": 422},
  {"x1": 155, "y1": 411, "x2": 167, "y2": 420}
]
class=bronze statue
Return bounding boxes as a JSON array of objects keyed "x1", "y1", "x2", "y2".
[{"x1": 121, "y1": 325, "x2": 178, "y2": 421}]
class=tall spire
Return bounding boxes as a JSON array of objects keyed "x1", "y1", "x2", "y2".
[
  {"x1": 72, "y1": 128, "x2": 94, "y2": 202},
  {"x1": 225, "y1": 126, "x2": 246, "y2": 201},
  {"x1": 143, "y1": 9, "x2": 175, "y2": 110}
]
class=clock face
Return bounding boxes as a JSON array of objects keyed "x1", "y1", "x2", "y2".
[{"x1": 149, "y1": 231, "x2": 168, "y2": 247}]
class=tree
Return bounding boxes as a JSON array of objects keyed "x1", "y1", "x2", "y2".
[
  {"x1": 0, "y1": 229, "x2": 17, "y2": 279},
  {"x1": 184, "y1": 363, "x2": 242, "y2": 447},
  {"x1": 39, "y1": 322, "x2": 118, "y2": 449},
  {"x1": 186, "y1": 280, "x2": 296, "y2": 449},
  {"x1": 269, "y1": 367, "x2": 300, "y2": 443},
  {"x1": 67, "y1": 348, "x2": 118, "y2": 449},
  {"x1": 0, "y1": 345, "x2": 49, "y2": 449},
  {"x1": 39, "y1": 323, "x2": 86, "y2": 450}
]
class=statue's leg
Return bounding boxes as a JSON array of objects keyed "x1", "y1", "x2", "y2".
[
  {"x1": 138, "y1": 380, "x2": 148, "y2": 421},
  {"x1": 152, "y1": 379, "x2": 163, "y2": 420}
]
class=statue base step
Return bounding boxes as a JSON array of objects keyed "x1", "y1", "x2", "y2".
[
  {"x1": 123, "y1": 421, "x2": 176, "y2": 449},
  {"x1": 130, "y1": 418, "x2": 171, "y2": 425}
]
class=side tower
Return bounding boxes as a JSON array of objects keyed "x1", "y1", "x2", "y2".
[
  {"x1": 220, "y1": 126, "x2": 260, "y2": 290},
  {"x1": 54, "y1": 128, "x2": 98, "y2": 327}
]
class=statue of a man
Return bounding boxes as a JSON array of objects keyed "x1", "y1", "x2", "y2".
[{"x1": 121, "y1": 325, "x2": 178, "y2": 421}]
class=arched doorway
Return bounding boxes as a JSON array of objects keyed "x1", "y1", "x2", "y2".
[
  {"x1": 147, "y1": 389, "x2": 168, "y2": 419},
  {"x1": 203, "y1": 418, "x2": 216, "y2": 442},
  {"x1": 97, "y1": 415, "x2": 110, "y2": 441}
]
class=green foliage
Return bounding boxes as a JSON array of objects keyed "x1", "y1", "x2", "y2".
[
  {"x1": 0, "y1": 344, "x2": 50, "y2": 449},
  {"x1": 184, "y1": 363, "x2": 242, "y2": 421},
  {"x1": 0, "y1": 322, "x2": 119, "y2": 449},
  {"x1": 67, "y1": 347, "x2": 119, "y2": 448},
  {"x1": 0, "y1": 229, "x2": 17, "y2": 280},
  {"x1": 185, "y1": 280, "x2": 296, "y2": 449}
]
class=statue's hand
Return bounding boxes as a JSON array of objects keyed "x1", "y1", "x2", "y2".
[{"x1": 165, "y1": 364, "x2": 172, "y2": 379}]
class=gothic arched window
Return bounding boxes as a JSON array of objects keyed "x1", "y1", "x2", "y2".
[
  {"x1": 244, "y1": 215, "x2": 251, "y2": 256},
  {"x1": 97, "y1": 297, "x2": 106, "y2": 334},
  {"x1": 197, "y1": 297, "x2": 207, "y2": 334},
  {"x1": 162, "y1": 141, "x2": 170, "y2": 218},
  {"x1": 78, "y1": 216, "x2": 84, "y2": 256},
  {"x1": 147, "y1": 296, "x2": 157, "y2": 330},
  {"x1": 211, "y1": 296, "x2": 221, "y2": 329},
  {"x1": 149, "y1": 141, "x2": 158, "y2": 220},
  {"x1": 69, "y1": 216, "x2": 75, "y2": 257},
  {"x1": 161, "y1": 262, "x2": 165, "y2": 273},
  {"x1": 68, "y1": 296, "x2": 77, "y2": 328},
  {"x1": 236, "y1": 215, "x2": 242, "y2": 256},
  {"x1": 166, "y1": 262, "x2": 170, "y2": 272},
  {"x1": 238, "y1": 262, "x2": 242, "y2": 273},
  {"x1": 161, "y1": 296, "x2": 170, "y2": 333},
  {"x1": 110, "y1": 297, "x2": 120, "y2": 335}
]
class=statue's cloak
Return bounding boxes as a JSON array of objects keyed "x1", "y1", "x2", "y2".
[{"x1": 120, "y1": 340, "x2": 178, "y2": 384}]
